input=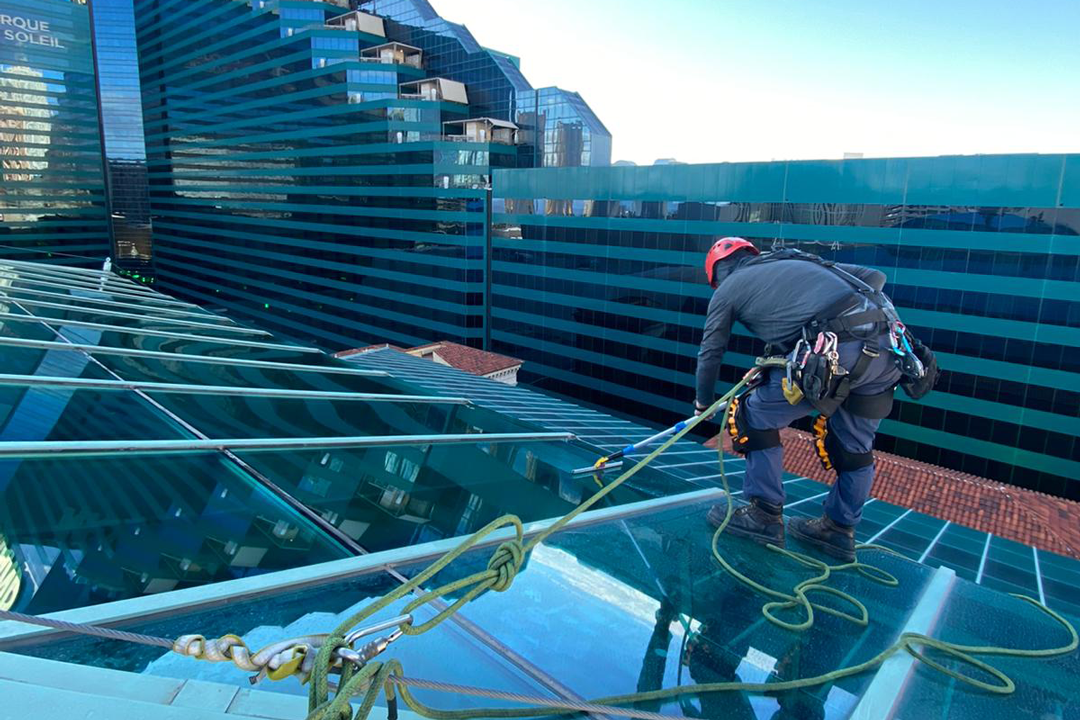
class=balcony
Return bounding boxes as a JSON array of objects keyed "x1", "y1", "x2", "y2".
[
  {"x1": 360, "y1": 41, "x2": 423, "y2": 68},
  {"x1": 443, "y1": 117, "x2": 519, "y2": 145},
  {"x1": 399, "y1": 77, "x2": 468, "y2": 104},
  {"x1": 325, "y1": 10, "x2": 385, "y2": 37}
]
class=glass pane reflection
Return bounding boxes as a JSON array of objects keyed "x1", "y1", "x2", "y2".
[{"x1": 0, "y1": 452, "x2": 345, "y2": 614}]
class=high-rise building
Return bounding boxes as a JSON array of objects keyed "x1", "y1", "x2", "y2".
[
  {"x1": 0, "y1": 0, "x2": 111, "y2": 263},
  {"x1": 87, "y1": 0, "x2": 153, "y2": 268},
  {"x1": 490, "y1": 157, "x2": 1080, "y2": 498},
  {"x1": 129, "y1": 0, "x2": 609, "y2": 350}
]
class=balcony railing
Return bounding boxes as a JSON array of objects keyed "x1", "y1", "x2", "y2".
[
  {"x1": 443, "y1": 134, "x2": 516, "y2": 145},
  {"x1": 359, "y1": 55, "x2": 422, "y2": 68}
]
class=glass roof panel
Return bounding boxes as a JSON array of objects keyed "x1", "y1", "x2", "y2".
[
  {"x1": 0, "y1": 344, "x2": 115, "y2": 380},
  {"x1": 0, "y1": 452, "x2": 347, "y2": 615},
  {"x1": 0, "y1": 385, "x2": 186, "y2": 442},
  {"x1": 0, "y1": 309, "x2": 62, "y2": 343},
  {"x1": 3, "y1": 301, "x2": 263, "y2": 340},
  {"x1": 8, "y1": 568, "x2": 558, "y2": 711},
  {"x1": 391, "y1": 497, "x2": 937, "y2": 716},
  {"x1": 13, "y1": 497, "x2": 1076, "y2": 717},
  {"x1": 893, "y1": 578, "x2": 1079, "y2": 719},
  {"x1": 229, "y1": 436, "x2": 692, "y2": 554},
  {"x1": 89, "y1": 351, "x2": 398, "y2": 393}
]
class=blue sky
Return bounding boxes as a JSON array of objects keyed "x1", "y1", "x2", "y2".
[{"x1": 435, "y1": 0, "x2": 1080, "y2": 164}]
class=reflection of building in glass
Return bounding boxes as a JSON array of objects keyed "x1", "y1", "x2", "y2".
[
  {"x1": 491, "y1": 157, "x2": 1080, "y2": 500},
  {"x1": 0, "y1": 533, "x2": 18, "y2": 611},
  {"x1": 0, "y1": 0, "x2": 109, "y2": 263}
]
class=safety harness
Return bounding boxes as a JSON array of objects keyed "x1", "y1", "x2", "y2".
[{"x1": 724, "y1": 250, "x2": 937, "y2": 470}]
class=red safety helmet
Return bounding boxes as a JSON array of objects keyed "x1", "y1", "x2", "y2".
[{"x1": 705, "y1": 237, "x2": 759, "y2": 287}]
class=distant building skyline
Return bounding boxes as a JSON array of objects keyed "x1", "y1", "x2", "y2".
[{"x1": 434, "y1": 0, "x2": 1080, "y2": 165}]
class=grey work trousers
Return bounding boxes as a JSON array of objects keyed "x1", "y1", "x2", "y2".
[{"x1": 740, "y1": 337, "x2": 902, "y2": 527}]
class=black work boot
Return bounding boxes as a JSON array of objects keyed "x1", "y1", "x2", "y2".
[
  {"x1": 706, "y1": 497, "x2": 785, "y2": 548},
  {"x1": 788, "y1": 515, "x2": 856, "y2": 562}
]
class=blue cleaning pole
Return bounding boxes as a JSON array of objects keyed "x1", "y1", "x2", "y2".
[{"x1": 571, "y1": 402, "x2": 730, "y2": 476}]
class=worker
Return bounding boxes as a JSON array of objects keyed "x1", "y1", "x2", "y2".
[{"x1": 694, "y1": 238, "x2": 938, "y2": 562}]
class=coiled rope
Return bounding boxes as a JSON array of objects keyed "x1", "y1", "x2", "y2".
[{"x1": 1, "y1": 365, "x2": 1075, "y2": 719}]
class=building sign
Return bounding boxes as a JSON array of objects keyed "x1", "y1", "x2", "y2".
[{"x1": 0, "y1": 13, "x2": 66, "y2": 48}]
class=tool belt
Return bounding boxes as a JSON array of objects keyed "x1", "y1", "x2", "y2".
[{"x1": 785, "y1": 332, "x2": 894, "y2": 419}]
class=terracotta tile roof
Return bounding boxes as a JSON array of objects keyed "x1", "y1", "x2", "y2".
[
  {"x1": 408, "y1": 342, "x2": 522, "y2": 376},
  {"x1": 707, "y1": 429, "x2": 1080, "y2": 559},
  {"x1": 335, "y1": 342, "x2": 522, "y2": 377}
]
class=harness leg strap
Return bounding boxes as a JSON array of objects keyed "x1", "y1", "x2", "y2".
[
  {"x1": 824, "y1": 428, "x2": 873, "y2": 472},
  {"x1": 813, "y1": 416, "x2": 874, "y2": 472},
  {"x1": 726, "y1": 396, "x2": 782, "y2": 454}
]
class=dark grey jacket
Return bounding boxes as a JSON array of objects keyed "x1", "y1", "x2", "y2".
[{"x1": 694, "y1": 252, "x2": 887, "y2": 405}]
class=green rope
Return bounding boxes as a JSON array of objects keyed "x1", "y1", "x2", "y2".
[{"x1": 292, "y1": 368, "x2": 1078, "y2": 718}]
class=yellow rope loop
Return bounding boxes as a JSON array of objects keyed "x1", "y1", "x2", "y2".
[
  {"x1": 486, "y1": 539, "x2": 525, "y2": 592},
  {"x1": 899, "y1": 633, "x2": 1015, "y2": 694},
  {"x1": 849, "y1": 561, "x2": 900, "y2": 587}
]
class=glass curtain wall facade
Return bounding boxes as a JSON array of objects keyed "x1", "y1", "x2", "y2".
[
  {"x1": 87, "y1": 0, "x2": 152, "y2": 271},
  {"x1": 364, "y1": 0, "x2": 612, "y2": 168},
  {"x1": 132, "y1": 0, "x2": 610, "y2": 351},
  {"x1": 0, "y1": 0, "x2": 111, "y2": 265},
  {"x1": 490, "y1": 155, "x2": 1080, "y2": 500}
]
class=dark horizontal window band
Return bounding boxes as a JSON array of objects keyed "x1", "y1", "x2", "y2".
[
  {"x1": 907, "y1": 324, "x2": 1079, "y2": 375},
  {"x1": 491, "y1": 308, "x2": 1077, "y2": 420},
  {"x1": 493, "y1": 239, "x2": 1078, "y2": 285},
  {"x1": 156, "y1": 265, "x2": 478, "y2": 347},
  {"x1": 493, "y1": 338, "x2": 1077, "y2": 499},
  {"x1": 151, "y1": 212, "x2": 484, "y2": 240},
  {"x1": 491, "y1": 272, "x2": 1078, "y2": 374},
  {"x1": 150, "y1": 175, "x2": 438, "y2": 189},
  {"x1": 154, "y1": 253, "x2": 479, "y2": 330},
  {"x1": 152, "y1": 196, "x2": 486, "y2": 213},
  {"x1": 499, "y1": 200, "x2": 1080, "y2": 237}
]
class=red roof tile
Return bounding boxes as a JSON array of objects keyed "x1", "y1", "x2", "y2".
[
  {"x1": 408, "y1": 342, "x2": 522, "y2": 376},
  {"x1": 706, "y1": 428, "x2": 1080, "y2": 558},
  {"x1": 335, "y1": 341, "x2": 522, "y2": 377}
]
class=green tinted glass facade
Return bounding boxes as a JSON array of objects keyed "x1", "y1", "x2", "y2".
[
  {"x1": 0, "y1": 0, "x2": 110, "y2": 263},
  {"x1": 490, "y1": 156, "x2": 1080, "y2": 498},
  {"x1": 132, "y1": 0, "x2": 610, "y2": 350}
]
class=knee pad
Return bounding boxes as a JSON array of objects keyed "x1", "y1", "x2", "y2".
[
  {"x1": 726, "y1": 395, "x2": 782, "y2": 455},
  {"x1": 813, "y1": 416, "x2": 873, "y2": 472}
]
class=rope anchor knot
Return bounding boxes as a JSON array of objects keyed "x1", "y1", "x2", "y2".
[{"x1": 487, "y1": 540, "x2": 524, "y2": 592}]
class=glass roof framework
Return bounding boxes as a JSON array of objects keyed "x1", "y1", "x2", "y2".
[
  {"x1": 0, "y1": 260, "x2": 705, "y2": 615},
  {"x1": 6, "y1": 495, "x2": 1078, "y2": 719},
  {"x1": 342, "y1": 348, "x2": 1080, "y2": 619}
]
